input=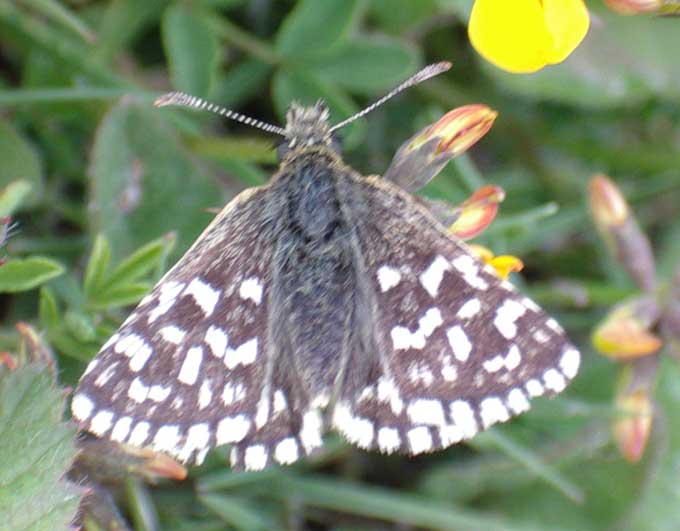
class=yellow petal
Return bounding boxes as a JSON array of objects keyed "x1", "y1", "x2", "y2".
[
  {"x1": 468, "y1": 0, "x2": 590, "y2": 73},
  {"x1": 469, "y1": 0, "x2": 551, "y2": 73},
  {"x1": 542, "y1": 0, "x2": 591, "y2": 63}
]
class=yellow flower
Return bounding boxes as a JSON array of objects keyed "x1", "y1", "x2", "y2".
[
  {"x1": 468, "y1": 0, "x2": 590, "y2": 73},
  {"x1": 468, "y1": 244, "x2": 524, "y2": 280}
]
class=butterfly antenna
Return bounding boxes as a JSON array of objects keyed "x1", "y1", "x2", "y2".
[
  {"x1": 154, "y1": 92, "x2": 287, "y2": 137},
  {"x1": 329, "y1": 61, "x2": 452, "y2": 134}
]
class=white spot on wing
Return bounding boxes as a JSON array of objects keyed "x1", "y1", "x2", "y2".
[
  {"x1": 111, "y1": 416, "x2": 132, "y2": 442},
  {"x1": 244, "y1": 444, "x2": 268, "y2": 470},
  {"x1": 273, "y1": 389, "x2": 287, "y2": 414},
  {"x1": 179, "y1": 423, "x2": 211, "y2": 462},
  {"x1": 507, "y1": 388, "x2": 530, "y2": 414},
  {"x1": 480, "y1": 397, "x2": 510, "y2": 428},
  {"x1": 300, "y1": 410, "x2": 323, "y2": 452},
  {"x1": 560, "y1": 347, "x2": 580, "y2": 379},
  {"x1": 543, "y1": 368, "x2": 566, "y2": 392},
  {"x1": 420, "y1": 255, "x2": 451, "y2": 297},
  {"x1": 154, "y1": 425, "x2": 181, "y2": 453},
  {"x1": 90, "y1": 410, "x2": 114, "y2": 435},
  {"x1": 493, "y1": 299, "x2": 527, "y2": 339},
  {"x1": 198, "y1": 380, "x2": 213, "y2": 409},
  {"x1": 239, "y1": 277, "x2": 263, "y2": 305},
  {"x1": 377, "y1": 427, "x2": 401, "y2": 453},
  {"x1": 407, "y1": 426, "x2": 433, "y2": 453},
  {"x1": 391, "y1": 308, "x2": 442, "y2": 350},
  {"x1": 377, "y1": 265, "x2": 402, "y2": 292},
  {"x1": 457, "y1": 298, "x2": 481, "y2": 319},
  {"x1": 83, "y1": 359, "x2": 98, "y2": 376},
  {"x1": 216, "y1": 415, "x2": 250, "y2": 444},
  {"x1": 450, "y1": 400, "x2": 477, "y2": 438},
  {"x1": 333, "y1": 403, "x2": 374, "y2": 448},
  {"x1": 526, "y1": 379, "x2": 544, "y2": 397},
  {"x1": 451, "y1": 255, "x2": 488, "y2": 290},
  {"x1": 407, "y1": 399, "x2": 446, "y2": 426},
  {"x1": 255, "y1": 397, "x2": 270, "y2": 429},
  {"x1": 149, "y1": 384, "x2": 171, "y2": 403},
  {"x1": 128, "y1": 377, "x2": 149, "y2": 403},
  {"x1": 129, "y1": 343, "x2": 152, "y2": 372},
  {"x1": 178, "y1": 346, "x2": 203, "y2": 385},
  {"x1": 447, "y1": 326, "x2": 472, "y2": 362},
  {"x1": 224, "y1": 338, "x2": 258, "y2": 369},
  {"x1": 439, "y1": 424, "x2": 463, "y2": 446},
  {"x1": 72, "y1": 394, "x2": 94, "y2": 421},
  {"x1": 160, "y1": 326, "x2": 186, "y2": 344},
  {"x1": 205, "y1": 326, "x2": 228, "y2": 358},
  {"x1": 377, "y1": 377, "x2": 404, "y2": 415},
  {"x1": 274, "y1": 437, "x2": 299, "y2": 464},
  {"x1": 185, "y1": 278, "x2": 220, "y2": 317}
]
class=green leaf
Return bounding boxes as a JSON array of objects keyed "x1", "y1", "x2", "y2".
[
  {"x1": 104, "y1": 236, "x2": 171, "y2": 291},
  {"x1": 0, "y1": 179, "x2": 32, "y2": 217},
  {"x1": 0, "y1": 118, "x2": 44, "y2": 208},
  {"x1": 272, "y1": 68, "x2": 364, "y2": 149},
  {"x1": 275, "y1": 0, "x2": 361, "y2": 57},
  {"x1": 307, "y1": 38, "x2": 420, "y2": 95},
  {"x1": 39, "y1": 286, "x2": 60, "y2": 332},
  {"x1": 0, "y1": 257, "x2": 64, "y2": 293},
  {"x1": 91, "y1": 282, "x2": 151, "y2": 310},
  {"x1": 0, "y1": 364, "x2": 80, "y2": 528},
  {"x1": 89, "y1": 101, "x2": 224, "y2": 260},
  {"x1": 212, "y1": 59, "x2": 272, "y2": 109},
  {"x1": 162, "y1": 3, "x2": 220, "y2": 97},
  {"x1": 64, "y1": 310, "x2": 97, "y2": 343},
  {"x1": 83, "y1": 234, "x2": 112, "y2": 298},
  {"x1": 199, "y1": 493, "x2": 275, "y2": 530}
]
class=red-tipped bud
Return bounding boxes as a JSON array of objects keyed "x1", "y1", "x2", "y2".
[
  {"x1": 384, "y1": 105, "x2": 497, "y2": 191},
  {"x1": 588, "y1": 174, "x2": 656, "y2": 292},
  {"x1": 592, "y1": 296, "x2": 662, "y2": 359},
  {"x1": 448, "y1": 185, "x2": 505, "y2": 240},
  {"x1": 604, "y1": 0, "x2": 663, "y2": 14},
  {"x1": 613, "y1": 363, "x2": 655, "y2": 463}
]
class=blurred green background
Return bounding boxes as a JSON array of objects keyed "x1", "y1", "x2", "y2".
[{"x1": 2, "y1": 0, "x2": 680, "y2": 529}]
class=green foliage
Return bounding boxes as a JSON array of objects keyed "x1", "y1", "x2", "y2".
[
  {"x1": 0, "y1": 364, "x2": 80, "y2": 529},
  {"x1": 1, "y1": 0, "x2": 680, "y2": 529}
]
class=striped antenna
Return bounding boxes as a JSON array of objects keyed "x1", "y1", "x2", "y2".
[
  {"x1": 329, "y1": 61, "x2": 452, "y2": 134},
  {"x1": 154, "y1": 92, "x2": 287, "y2": 137}
]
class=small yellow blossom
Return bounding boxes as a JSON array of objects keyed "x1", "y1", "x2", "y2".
[
  {"x1": 469, "y1": 244, "x2": 524, "y2": 279},
  {"x1": 468, "y1": 0, "x2": 590, "y2": 73}
]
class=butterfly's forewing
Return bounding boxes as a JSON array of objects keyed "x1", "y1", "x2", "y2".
[
  {"x1": 72, "y1": 186, "x2": 321, "y2": 469},
  {"x1": 331, "y1": 175, "x2": 580, "y2": 454}
]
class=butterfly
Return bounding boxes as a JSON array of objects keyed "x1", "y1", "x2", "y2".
[{"x1": 71, "y1": 62, "x2": 580, "y2": 470}]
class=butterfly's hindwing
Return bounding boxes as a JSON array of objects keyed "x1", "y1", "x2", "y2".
[
  {"x1": 72, "y1": 186, "x2": 323, "y2": 469},
  {"x1": 330, "y1": 175, "x2": 580, "y2": 455}
]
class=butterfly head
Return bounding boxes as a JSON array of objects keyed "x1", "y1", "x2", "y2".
[{"x1": 284, "y1": 100, "x2": 333, "y2": 150}]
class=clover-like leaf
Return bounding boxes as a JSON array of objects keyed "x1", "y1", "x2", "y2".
[{"x1": 0, "y1": 364, "x2": 81, "y2": 529}]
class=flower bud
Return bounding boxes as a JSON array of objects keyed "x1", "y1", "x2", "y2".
[
  {"x1": 592, "y1": 296, "x2": 662, "y2": 359},
  {"x1": 604, "y1": 0, "x2": 663, "y2": 14},
  {"x1": 468, "y1": 244, "x2": 524, "y2": 280},
  {"x1": 613, "y1": 363, "x2": 655, "y2": 463},
  {"x1": 589, "y1": 174, "x2": 629, "y2": 229},
  {"x1": 448, "y1": 185, "x2": 505, "y2": 240},
  {"x1": 73, "y1": 439, "x2": 187, "y2": 483},
  {"x1": 588, "y1": 174, "x2": 656, "y2": 292},
  {"x1": 384, "y1": 105, "x2": 497, "y2": 191}
]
